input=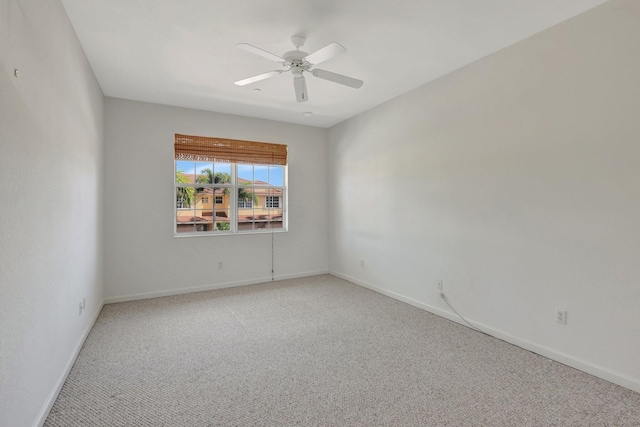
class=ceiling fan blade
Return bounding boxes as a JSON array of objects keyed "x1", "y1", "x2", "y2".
[
  {"x1": 234, "y1": 71, "x2": 281, "y2": 86},
  {"x1": 236, "y1": 43, "x2": 285, "y2": 63},
  {"x1": 303, "y1": 42, "x2": 346, "y2": 65},
  {"x1": 311, "y1": 69, "x2": 363, "y2": 89},
  {"x1": 293, "y1": 76, "x2": 308, "y2": 102}
]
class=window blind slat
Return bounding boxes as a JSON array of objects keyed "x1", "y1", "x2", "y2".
[{"x1": 175, "y1": 134, "x2": 287, "y2": 166}]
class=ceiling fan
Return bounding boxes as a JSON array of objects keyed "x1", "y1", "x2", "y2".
[{"x1": 234, "y1": 35, "x2": 364, "y2": 103}]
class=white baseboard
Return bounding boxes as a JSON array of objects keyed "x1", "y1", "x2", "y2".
[
  {"x1": 34, "y1": 270, "x2": 329, "y2": 426},
  {"x1": 34, "y1": 302, "x2": 105, "y2": 427},
  {"x1": 329, "y1": 270, "x2": 640, "y2": 394},
  {"x1": 33, "y1": 268, "x2": 637, "y2": 427},
  {"x1": 104, "y1": 269, "x2": 330, "y2": 304}
]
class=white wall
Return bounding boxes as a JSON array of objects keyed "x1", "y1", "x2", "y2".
[
  {"x1": 0, "y1": 0, "x2": 104, "y2": 425},
  {"x1": 103, "y1": 98, "x2": 328, "y2": 302},
  {"x1": 328, "y1": 0, "x2": 640, "y2": 392}
]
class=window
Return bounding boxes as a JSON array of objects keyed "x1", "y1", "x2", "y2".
[
  {"x1": 237, "y1": 199, "x2": 253, "y2": 208},
  {"x1": 174, "y1": 134, "x2": 287, "y2": 235},
  {"x1": 266, "y1": 196, "x2": 281, "y2": 208},
  {"x1": 176, "y1": 196, "x2": 187, "y2": 209}
]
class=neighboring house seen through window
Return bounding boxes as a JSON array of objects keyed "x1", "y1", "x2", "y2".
[{"x1": 174, "y1": 134, "x2": 287, "y2": 235}]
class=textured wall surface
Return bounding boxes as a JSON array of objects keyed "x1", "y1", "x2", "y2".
[
  {"x1": 103, "y1": 98, "x2": 329, "y2": 302},
  {"x1": 0, "y1": 0, "x2": 105, "y2": 425},
  {"x1": 329, "y1": 0, "x2": 640, "y2": 392}
]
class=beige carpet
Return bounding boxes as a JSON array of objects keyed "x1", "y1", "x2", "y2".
[{"x1": 46, "y1": 275, "x2": 640, "y2": 426}]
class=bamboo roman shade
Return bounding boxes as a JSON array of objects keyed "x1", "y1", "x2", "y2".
[{"x1": 174, "y1": 134, "x2": 287, "y2": 166}]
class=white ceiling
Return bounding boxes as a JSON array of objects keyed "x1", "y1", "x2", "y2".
[{"x1": 61, "y1": 0, "x2": 609, "y2": 128}]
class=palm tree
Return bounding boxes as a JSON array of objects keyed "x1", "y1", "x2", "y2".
[
  {"x1": 196, "y1": 168, "x2": 213, "y2": 184},
  {"x1": 238, "y1": 182, "x2": 259, "y2": 205},
  {"x1": 176, "y1": 171, "x2": 194, "y2": 207},
  {"x1": 196, "y1": 168, "x2": 231, "y2": 185},
  {"x1": 195, "y1": 168, "x2": 257, "y2": 205},
  {"x1": 197, "y1": 169, "x2": 232, "y2": 199}
]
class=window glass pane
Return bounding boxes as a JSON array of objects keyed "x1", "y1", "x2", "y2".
[
  {"x1": 265, "y1": 196, "x2": 281, "y2": 208},
  {"x1": 195, "y1": 189, "x2": 213, "y2": 220},
  {"x1": 194, "y1": 217, "x2": 213, "y2": 232},
  {"x1": 214, "y1": 186, "x2": 230, "y2": 232},
  {"x1": 214, "y1": 163, "x2": 231, "y2": 183},
  {"x1": 237, "y1": 188, "x2": 254, "y2": 231},
  {"x1": 254, "y1": 165, "x2": 268, "y2": 185},
  {"x1": 238, "y1": 164, "x2": 253, "y2": 184},
  {"x1": 213, "y1": 188, "x2": 230, "y2": 209},
  {"x1": 252, "y1": 190, "x2": 270, "y2": 226},
  {"x1": 176, "y1": 214, "x2": 195, "y2": 233},
  {"x1": 268, "y1": 166, "x2": 284, "y2": 186},
  {"x1": 176, "y1": 187, "x2": 195, "y2": 209},
  {"x1": 269, "y1": 208, "x2": 284, "y2": 229},
  {"x1": 237, "y1": 217, "x2": 252, "y2": 231},
  {"x1": 253, "y1": 220, "x2": 268, "y2": 230},
  {"x1": 214, "y1": 209, "x2": 230, "y2": 231},
  {"x1": 195, "y1": 162, "x2": 214, "y2": 183},
  {"x1": 266, "y1": 185, "x2": 283, "y2": 229},
  {"x1": 237, "y1": 187, "x2": 254, "y2": 208},
  {"x1": 176, "y1": 161, "x2": 195, "y2": 183},
  {"x1": 214, "y1": 208, "x2": 230, "y2": 220},
  {"x1": 267, "y1": 186, "x2": 283, "y2": 206},
  {"x1": 192, "y1": 187, "x2": 213, "y2": 232},
  {"x1": 176, "y1": 188, "x2": 195, "y2": 233}
]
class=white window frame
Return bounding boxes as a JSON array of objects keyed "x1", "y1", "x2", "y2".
[
  {"x1": 175, "y1": 162, "x2": 287, "y2": 236},
  {"x1": 215, "y1": 196, "x2": 223, "y2": 205}
]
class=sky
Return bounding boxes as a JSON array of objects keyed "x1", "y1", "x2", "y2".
[{"x1": 176, "y1": 161, "x2": 284, "y2": 186}]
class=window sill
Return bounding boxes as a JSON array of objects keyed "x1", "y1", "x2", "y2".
[{"x1": 174, "y1": 229, "x2": 288, "y2": 238}]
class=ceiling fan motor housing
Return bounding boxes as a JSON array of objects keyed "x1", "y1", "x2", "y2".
[{"x1": 283, "y1": 50, "x2": 311, "y2": 75}]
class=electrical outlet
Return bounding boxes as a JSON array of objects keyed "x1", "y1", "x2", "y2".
[
  {"x1": 556, "y1": 309, "x2": 568, "y2": 325},
  {"x1": 360, "y1": 260, "x2": 364, "y2": 268},
  {"x1": 218, "y1": 262, "x2": 223, "y2": 269}
]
